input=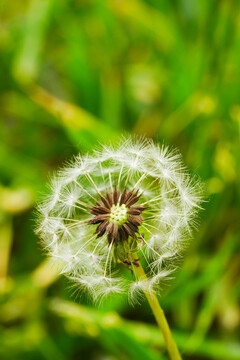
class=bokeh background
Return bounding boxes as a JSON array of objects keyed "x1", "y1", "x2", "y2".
[{"x1": 0, "y1": 1, "x2": 240, "y2": 359}]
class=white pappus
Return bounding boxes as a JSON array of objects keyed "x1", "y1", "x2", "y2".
[{"x1": 36, "y1": 136, "x2": 202, "y2": 304}]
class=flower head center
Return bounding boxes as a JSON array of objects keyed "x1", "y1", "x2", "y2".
[
  {"x1": 88, "y1": 187, "x2": 145, "y2": 244},
  {"x1": 109, "y1": 203, "x2": 128, "y2": 226}
]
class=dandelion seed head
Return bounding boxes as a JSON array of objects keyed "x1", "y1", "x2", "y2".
[{"x1": 36, "y1": 136, "x2": 202, "y2": 303}]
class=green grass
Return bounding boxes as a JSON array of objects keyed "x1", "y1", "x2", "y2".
[{"x1": 0, "y1": 0, "x2": 240, "y2": 359}]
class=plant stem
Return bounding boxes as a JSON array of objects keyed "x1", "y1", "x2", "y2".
[{"x1": 133, "y1": 253, "x2": 182, "y2": 360}]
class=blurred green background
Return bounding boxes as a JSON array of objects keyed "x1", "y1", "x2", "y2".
[{"x1": 0, "y1": 0, "x2": 239, "y2": 359}]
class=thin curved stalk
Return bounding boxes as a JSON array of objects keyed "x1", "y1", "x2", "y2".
[{"x1": 133, "y1": 253, "x2": 182, "y2": 360}]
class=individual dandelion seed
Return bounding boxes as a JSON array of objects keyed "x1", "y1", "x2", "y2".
[{"x1": 36, "y1": 136, "x2": 202, "y2": 360}]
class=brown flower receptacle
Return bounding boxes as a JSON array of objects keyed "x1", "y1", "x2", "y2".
[{"x1": 88, "y1": 188, "x2": 145, "y2": 244}]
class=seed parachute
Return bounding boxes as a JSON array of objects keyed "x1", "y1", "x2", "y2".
[{"x1": 36, "y1": 137, "x2": 202, "y2": 303}]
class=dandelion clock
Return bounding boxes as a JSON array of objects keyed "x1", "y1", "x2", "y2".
[{"x1": 36, "y1": 136, "x2": 202, "y2": 360}]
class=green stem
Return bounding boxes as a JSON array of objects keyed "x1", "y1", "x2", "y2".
[{"x1": 133, "y1": 253, "x2": 182, "y2": 360}]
